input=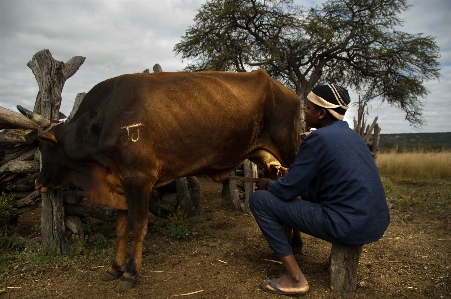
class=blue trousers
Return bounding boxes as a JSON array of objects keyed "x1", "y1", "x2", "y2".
[{"x1": 249, "y1": 190, "x2": 335, "y2": 257}]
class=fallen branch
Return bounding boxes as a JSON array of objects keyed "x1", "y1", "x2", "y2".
[
  {"x1": 15, "y1": 190, "x2": 40, "y2": 208},
  {"x1": 1, "y1": 160, "x2": 40, "y2": 174},
  {"x1": 0, "y1": 106, "x2": 39, "y2": 130},
  {"x1": 172, "y1": 290, "x2": 204, "y2": 297},
  {"x1": 262, "y1": 258, "x2": 282, "y2": 264}
]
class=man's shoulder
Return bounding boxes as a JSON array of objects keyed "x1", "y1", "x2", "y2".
[{"x1": 305, "y1": 121, "x2": 362, "y2": 147}]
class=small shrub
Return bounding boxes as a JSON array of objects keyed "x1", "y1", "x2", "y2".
[
  {"x1": 168, "y1": 223, "x2": 192, "y2": 239},
  {"x1": 0, "y1": 182, "x2": 17, "y2": 249},
  {"x1": 154, "y1": 211, "x2": 194, "y2": 240}
]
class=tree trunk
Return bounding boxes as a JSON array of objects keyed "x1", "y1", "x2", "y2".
[{"x1": 28, "y1": 49, "x2": 85, "y2": 256}]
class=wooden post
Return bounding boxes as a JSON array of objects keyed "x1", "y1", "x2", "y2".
[
  {"x1": 66, "y1": 92, "x2": 86, "y2": 122},
  {"x1": 28, "y1": 49, "x2": 85, "y2": 255},
  {"x1": 242, "y1": 159, "x2": 257, "y2": 213},
  {"x1": 227, "y1": 169, "x2": 241, "y2": 211},
  {"x1": 176, "y1": 176, "x2": 202, "y2": 217},
  {"x1": 329, "y1": 244, "x2": 363, "y2": 293},
  {"x1": 228, "y1": 159, "x2": 257, "y2": 213},
  {"x1": 353, "y1": 96, "x2": 381, "y2": 164}
]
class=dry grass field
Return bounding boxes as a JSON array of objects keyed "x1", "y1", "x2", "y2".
[{"x1": 378, "y1": 150, "x2": 451, "y2": 180}]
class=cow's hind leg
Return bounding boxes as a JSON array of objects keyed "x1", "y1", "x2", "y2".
[
  {"x1": 115, "y1": 183, "x2": 151, "y2": 293},
  {"x1": 101, "y1": 209, "x2": 129, "y2": 281}
]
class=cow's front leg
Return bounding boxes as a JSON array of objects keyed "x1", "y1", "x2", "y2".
[
  {"x1": 115, "y1": 183, "x2": 151, "y2": 293},
  {"x1": 101, "y1": 209, "x2": 129, "y2": 281}
]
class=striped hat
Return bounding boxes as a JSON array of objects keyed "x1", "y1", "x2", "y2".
[{"x1": 307, "y1": 84, "x2": 351, "y2": 120}]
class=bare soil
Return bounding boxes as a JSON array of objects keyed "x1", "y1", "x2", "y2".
[{"x1": 1, "y1": 177, "x2": 450, "y2": 299}]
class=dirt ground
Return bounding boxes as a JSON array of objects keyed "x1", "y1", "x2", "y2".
[{"x1": 1, "y1": 177, "x2": 450, "y2": 299}]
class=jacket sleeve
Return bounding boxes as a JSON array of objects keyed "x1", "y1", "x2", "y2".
[{"x1": 267, "y1": 141, "x2": 318, "y2": 201}]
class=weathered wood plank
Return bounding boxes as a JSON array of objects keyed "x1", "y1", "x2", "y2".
[
  {"x1": 0, "y1": 160, "x2": 39, "y2": 174},
  {"x1": 66, "y1": 93, "x2": 86, "y2": 122},
  {"x1": 0, "y1": 106, "x2": 39, "y2": 130},
  {"x1": 15, "y1": 190, "x2": 40, "y2": 208},
  {"x1": 0, "y1": 129, "x2": 37, "y2": 144}
]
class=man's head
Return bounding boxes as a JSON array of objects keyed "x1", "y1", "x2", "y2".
[{"x1": 307, "y1": 84, "x2": 351, "y2": 120}]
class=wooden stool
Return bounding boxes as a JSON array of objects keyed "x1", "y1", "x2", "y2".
[{"x1": 329, "y1": 244, "x2": 363, "y2": 293}]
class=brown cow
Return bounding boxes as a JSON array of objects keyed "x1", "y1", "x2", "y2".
[{"x1": 35, "y1": 70, "x2": 301, "y2": 292}]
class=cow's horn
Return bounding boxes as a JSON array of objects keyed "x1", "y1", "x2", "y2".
[{"x1": 17, "y1": 105, "x2": 52, "y2": 129}]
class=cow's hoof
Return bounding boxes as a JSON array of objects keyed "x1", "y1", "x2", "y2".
[
  {"x1": 115, "y1": 276, "x2": 137, "y2": 292},
  {"x1": 101, "y1": 269, "x2": 123, "y2": 281}
]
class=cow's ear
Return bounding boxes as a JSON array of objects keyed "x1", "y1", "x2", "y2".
[{"x1": 38, "y1": 131, "x2": 58, "y2": 144}]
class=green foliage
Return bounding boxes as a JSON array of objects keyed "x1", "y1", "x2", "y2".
[
  {"x1": 153, "y1": 210, "x2": 211, "y2": 240},
  {"x1": 0, "y1": 182, "x2": 17, "y2": 248},
  {"x1": 174, "y1": 0, "x2": 441, "y2": 127},
  {"x1": 165, "y1": 212, "x2": 193, "y2": 239},
  {"x1": 80, "y1": 216, "x2": 114, "y2": 251}
]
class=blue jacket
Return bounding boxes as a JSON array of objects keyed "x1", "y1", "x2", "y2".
[{"x1": 268, "y1": 121, "x2": 390, "y2": 245}]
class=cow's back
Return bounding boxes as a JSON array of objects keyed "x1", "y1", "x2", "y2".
[{"x1": 62, "y1": 70, "x2": 300, "y2": 188}]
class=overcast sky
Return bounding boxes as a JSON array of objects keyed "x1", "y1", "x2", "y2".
[{"x1": 0, "y1": 0, "x2": 449, "y2": 134}]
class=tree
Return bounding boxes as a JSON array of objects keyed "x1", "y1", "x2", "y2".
[{"x1": 174, "y1": 0, "x2": 440, "y2": 128}]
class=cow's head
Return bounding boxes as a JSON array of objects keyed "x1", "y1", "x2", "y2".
[{"x1": 35, "y1": 130, "x2": 70, "y2": 192}]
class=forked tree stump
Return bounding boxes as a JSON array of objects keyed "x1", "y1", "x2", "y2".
[
  {"x1": 329, "y1": 244, "x2": 363, "y2": 293},
  {"x1": 28, "y1": 49, "x2": 85, "y2": 255},
  {"x1": 28, "y1": 49, "x2": 85, "y2": 119}
]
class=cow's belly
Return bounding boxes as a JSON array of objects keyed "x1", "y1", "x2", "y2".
[
  {"x1": 84, "y1": 188, "x2": 128, "y2": 210},
  {"x1": 80, "y1": 165, "x2": 129, "y2": 210}
]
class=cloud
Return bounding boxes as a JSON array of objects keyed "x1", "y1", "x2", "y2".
[
  {"x1": 0, "y1": 0, "x2": 449, "y2": 133},
  {"x1": 0, "y1": 0, "x2": 204, "y2": 115}
]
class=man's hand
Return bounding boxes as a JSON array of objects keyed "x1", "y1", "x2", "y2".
[
  {"x1": 254, "y1": 178, "x2": 271, "y2": 191},
  {"x1": 276, "y1": 166, "x2": 289, "y2": 178}
]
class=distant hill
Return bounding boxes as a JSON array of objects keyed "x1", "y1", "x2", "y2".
[{"x1": 379, "y1": 132, "x2": 451, "y2": 151}]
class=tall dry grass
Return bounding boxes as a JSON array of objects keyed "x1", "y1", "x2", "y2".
[{"x1": 377, "y1": 149, "x2": 451, "y2": 180}]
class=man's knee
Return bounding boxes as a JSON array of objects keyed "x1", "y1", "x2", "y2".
[{"x1": 249, "y1": 190, "x2": 268, "y2": 213}]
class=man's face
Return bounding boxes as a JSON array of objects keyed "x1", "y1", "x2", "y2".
[{"x1": 304, "y1": 100, "x2": 322, "y2": 129}]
